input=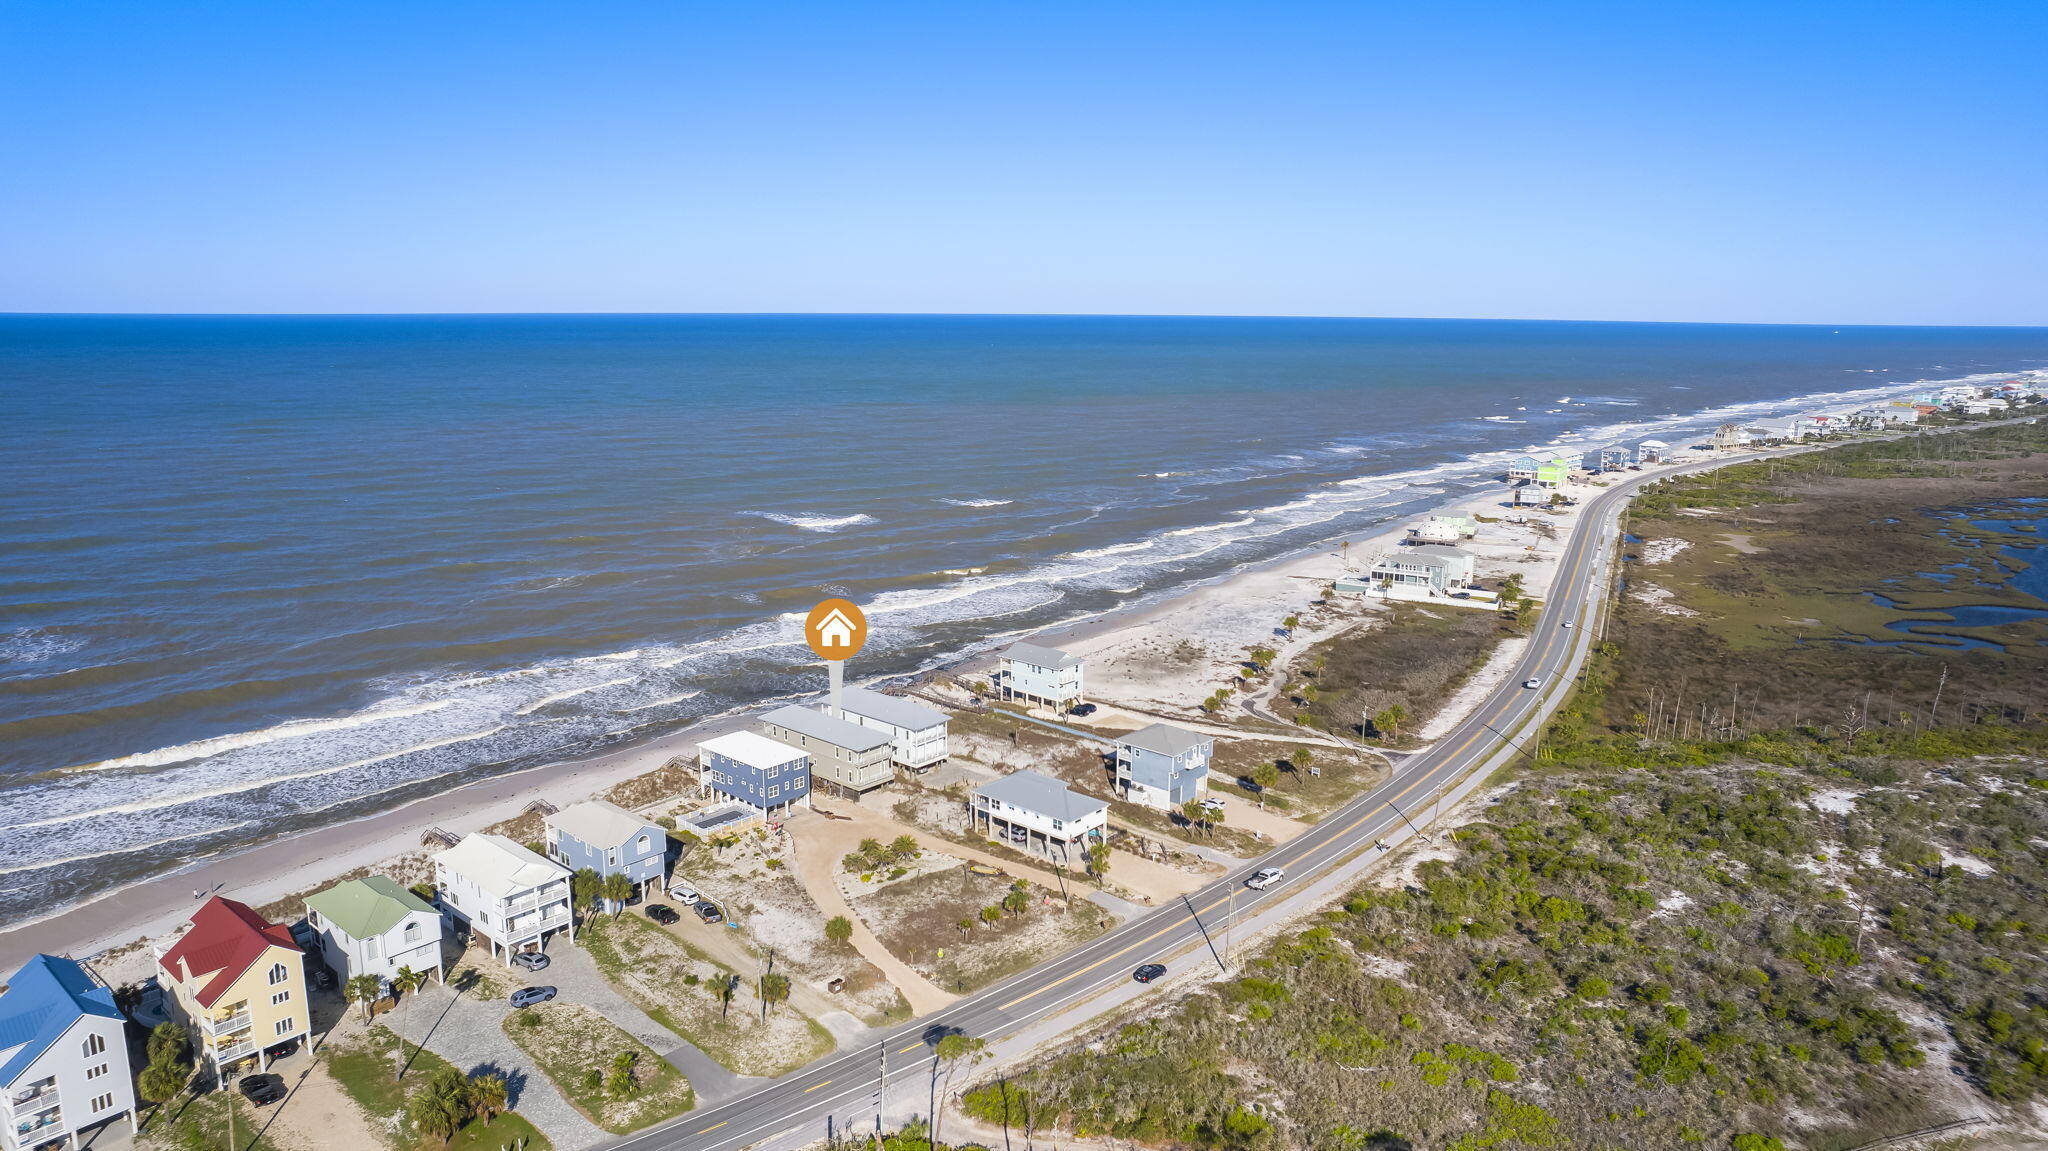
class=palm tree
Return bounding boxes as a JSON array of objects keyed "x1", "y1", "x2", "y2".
[
  {"x1": 407, "y1": 1068, "x2": 471, "y2": 1145},
  {"x1": 1376, "y1": 704, "x2": 1409, "y2": 741},
  {"x1": 601, "y1": 872, "x2": 634, "y2": 918},
  {"x1": 389, "y1": 965, "x2": 431, "y2": 1079},
  {"x1": 978, "y1": 905, "x2": 1002, "y2": 930},
  {"x1": 758, "y1": 973, "x2": 791, "y2": 1020},
  {"x1": 888, "y1": 834, "x2": 920, "y2": 861},
  {"x1": 1180, "y1": 798, "x2": 1206, "y2": 836},
  {"x1": 571, "y1": 867, "x2": 604, "y2": 920},
  {"x1": 344, "y1": 974, "x2": 383, "y2": 1023},
  {"x1": 465, "y1": 1072, "x2": 508, "y2": 1124},
  {"x1": 606, "y1": 1052, "x2": 640, "y2": 1098},
  {"x1": 955, "y1": 918, "x2": 974, "y2": 940}
]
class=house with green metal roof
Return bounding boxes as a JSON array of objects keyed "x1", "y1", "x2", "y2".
[{"x1": 304, "y1": 875, "x2": 445, "y2": 986}]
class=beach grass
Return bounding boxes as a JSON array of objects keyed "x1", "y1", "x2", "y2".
[
  {"x1": 501, "y1": 1001, "x2": 695, "y2": 1133},
  {"x1": 137, "y1": 1088, "x2": 288, "y2": 1151}
]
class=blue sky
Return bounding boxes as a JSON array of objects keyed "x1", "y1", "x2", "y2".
[{"x1": 1, "y1": 1, "x2": 2042, "y2": 323}]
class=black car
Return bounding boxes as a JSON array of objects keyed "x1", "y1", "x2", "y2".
[
  {"x1": 695, "y1": 900, "x2": 724, "y2": 923},
  {"x1": 1069, "y1": 703, "x2": 1098, "y2": 718},
  {"x1": 509, "y1": 986, "x2": 557, "y2": 1009},
  {"x1": 646, "y1": 904, "x2": 680, "y2": 925},
  {"x1": 1133, "y1": 963, "x2": 1167, "y2": 983},
  {"x1": 238, "y1": 1073, "x2": 287, "y2": 1106}
]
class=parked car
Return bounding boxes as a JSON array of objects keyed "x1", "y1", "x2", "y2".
[
  {"x1": 509, "y1": 986, "x2": 556, "y2": 1009},
  {"x1": 1133, "y1": 963, "x2": 1167, "y2": 983},
  {"x1": 238, "y1": 1073, "x2": 287, "y2": 1106},
  {"x1": 667, "y1": 882, "x2": 701, "y2": 904},
  {"x1": 510, "y1": 950, "x2": 550, "y2": 972},
  {"x1": 311, "y1": 968, "x2": 334, "y2": 990},
  {"x1": 1522, "y1": 678, "x2": 1540, "y2": 689},
  {"x1": 695, "y1": 901, "x2": 724, "y2": 923},
  {"x1": 1008, "y1": 827, "x2": 1029, "y2": 843},
  {"x1": 1245, "y1": 867, "x2": 1285, "y2": 890},
  {"x1": 966, "y1": 862, "x2": 1004, "y2": 877},
  {"x1": 1069, "y1": 703, "x2": 1098, "y2": 717},
  {"x1": 646, "y1": 904, "x2": 680, "y2": 925}
]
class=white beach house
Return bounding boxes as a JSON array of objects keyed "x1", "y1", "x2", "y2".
[
  {"x1": 998, "y1": 642, "x2": 1085, "y2": 712},
  {"x1": 432, "y1": 834, "x2": 574, "y2": 963},
  {"x1": 1367, "y1": 546, "x2": 1477, "y2": 593},
  {"x1": 970, "y1": 771, "x2": 1108, "y2": 862},
  {"x1": 836, "y1": 685, "x2": 950, "y2": 772}
]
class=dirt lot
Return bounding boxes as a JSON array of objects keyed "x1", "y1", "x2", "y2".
[
  {"x1": 674, "y1": 825, "x2": 910, "y2": 1026},
  {"x1": 576, "y1": 913, "x2": 833, "y2": 1078},
  {"x1": 1291, "y1": 602, "x2": 1506, "y2": 746},
  {"x1": 848, "y1": 862, "x2": 1110, "y2": 993}
]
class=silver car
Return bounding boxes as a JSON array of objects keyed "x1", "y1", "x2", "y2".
[{"x1": 1245, "y1": 867, "x2": 1285, "y2": 890}]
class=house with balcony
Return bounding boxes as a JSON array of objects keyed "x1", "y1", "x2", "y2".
[
  {"x1": 1113, "y1": 723, "x2": 1214, "y2": 809},
  {"x1": 432, "y1": 834, "x2": 574, "y2": 964},
  {"x1": 545, "y1": 800, "x2": 668, "y2": 900},
  {"x1": 697, "y1": 731, "x2": 811, "y2": 819},
  {"x1": 758, "y1": 704, "x2": 897, "y2": 797},
  {"x1": 997, "y1": 642, "x2": 1085, "y2": 712},
  {"x1": 304, "y1": 875, "x2": 445, "y2": 988},
  {"x1": 1366, "y1": 545, "x2": 1477, "y2": 593},
  {"x1": 0, "y1": 954, "x2": 136, "y2": 1151},
  {"x1": 1533, "y1": 456, "x2": 1573, "y2": 487},
  {"x1": 157, "y1": 897, "x2": 308, "y2": 1079},
  {"x1": 836, "y1": 686, "x2": 950, "y2": 773},
  {"x1": 970, "y1": 771, "x2": 1108, "y2": 863},
  {"x1": 1580, "y1": 443, "x2": 1630, "y2": 472},
  {"x1": 1636, "y1": 439, "x2": 1670, "y2": 464},
  {"x1": 1504, "y1": 455, "x2": 1541, "y2": 483}
]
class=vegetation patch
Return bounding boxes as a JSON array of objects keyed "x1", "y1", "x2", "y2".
[
  {"x1": 578, "y1": 913, "x2": 834, "y2": 1077},
  {"x1": 1291, "y1": 604, "x2": 1502, "y2": 746},
  {"x1": 325, "y1": 1024, "x2": 551, "y2": 1151},
  {"x1": 501, "y1": 1001, "x2": 694, "y2": 1133},
  {"x1": 850, "y1": 864, "x2": 1111, "y2": 993}
]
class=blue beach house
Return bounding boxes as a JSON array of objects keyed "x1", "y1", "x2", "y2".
[
  {"x1": 696, "y1": 731, "x2": 810, "y2": 819},
  {"x1": 1113, "y1": 722, "x2": 1214, "y2": 810},
  {"x1": 0, "y1": 954, "x2": 138, "y2": 1150},
  {"x1": 1505, "y1": 455, "x2": 1540, "y2": 482},
  {"x1": 545, "y1": 800, "x2": 669, "y2": 899},
  {"x1": 998, "y1": 642, "x2": 1085, "y2": 713}
]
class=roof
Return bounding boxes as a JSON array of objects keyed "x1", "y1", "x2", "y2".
[
  {"x1": 1117, "y1": 722, "x2": 1211, "y2": 758},
  {"x1": 1637, "y1": 439, "x2": 1670, "y2": 447},
  {"x1": 547, "y1": 799, "x2": 661, "y2": 850},
  {"x1": 700, "y1": 729, "x2": 810, "y2": 771},
  {"x1": 1406, "y1": 545, "x2": 1476, "y2": 561},
  {"x1": 0, "y1": 954, "x2": 122, "y2": 1086},
  {"x1": 305, "y1": 875, "x2": 435, "y2": 942},
  {"x1": 974, "y1": 771, "x2": 1109, "y2": 822},
  {"x1": 433, "y1": 834, "x2": 570, "y2": 901},
  {"x1": 760, "y1": 704, "x2": 894, "y2": 752},
  {"x1": 1000, "y1": 641, "x2": 1082, "y2": 670},
  {"x1": 158, "y1": 896, "x2": 299, "y2": 1008},
  {"x1": 838, "y1": 686, "x2": 947, "y2": 732}
]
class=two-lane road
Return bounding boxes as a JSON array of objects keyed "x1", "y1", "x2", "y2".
[{"x1": 610, "y1": 445, "x2": 1820, "y2": 1151}]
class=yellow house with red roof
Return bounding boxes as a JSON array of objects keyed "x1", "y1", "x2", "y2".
[{"x1": 155, "y1": 896, "x2": 308, "y2": 1077}]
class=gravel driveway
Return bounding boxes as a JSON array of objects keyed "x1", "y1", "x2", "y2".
[{"x1": 388, "y1": 978, "x2": 606, "y2": 1150}]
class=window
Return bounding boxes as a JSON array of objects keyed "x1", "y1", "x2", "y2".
[
  {"x1": 90, "y1": 1093, "x2": 114, "y2": 1114},
  {"x1": 82, "y1": 1032, "x2": 106, "y2": 1058},
  {"x1": 607, "y1": 848, "x2": 617, "y2": 866},
  {"x1": 268, "y1": 962, "x2": 289, "y2": 986},
  {"x1": 275, "y1": 1018, "x2": 295, "y2": 1036},
  {"x1": 366, "y1": 937, "x2": 380, "y2": 960},
  {"x1": 403, "y1": 921, "x2": 421, "y2": 943},
  {"x1": 85, "y1": 1063, "x2": 108, "y2": 1081},
  {"x1": 636, "y1": 834, "x2": 650, "y2": 854},
  {"x1": 271, "y1": 990, "x2": 291, "y2": 1006}
]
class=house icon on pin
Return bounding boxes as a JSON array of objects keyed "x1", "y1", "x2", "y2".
[{"x1": 813, "y1": 607, "x2": 857, "y2": 648}]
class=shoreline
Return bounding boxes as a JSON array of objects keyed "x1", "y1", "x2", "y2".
[
  {"x1": 0, "y1": 441, "x2": 1680, "y2": 973},
  {"x1": 5, "y1": 381, "x2": 2020, "y2": 975}
]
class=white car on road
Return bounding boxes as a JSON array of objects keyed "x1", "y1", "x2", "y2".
[
  {"x1": 1245, "y1": 867, "x2": 1285, "y2": 890},
  {"x1": 1522, "y1": 678, "x2": 1541, "y2": 689}
]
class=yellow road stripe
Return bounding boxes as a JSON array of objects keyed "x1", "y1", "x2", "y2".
[
  {"x1": 803, "y1": 1079, "x2": 833, "y2": 1093},
  {"x1": 896, "y1": 1041, "x2": 924, "y2": 1053},
  {"x1": 695, "y1": 1120, "x2": 729, "y2": 1134}
]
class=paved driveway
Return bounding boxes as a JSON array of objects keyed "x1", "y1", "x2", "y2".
[{"x1": 387, "y1": 979, "x2": 606, "y2": 1150}]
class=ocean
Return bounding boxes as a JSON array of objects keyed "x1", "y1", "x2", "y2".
[{"x1": 2, "y1": 313, "x2": 2042, "y2": 931}]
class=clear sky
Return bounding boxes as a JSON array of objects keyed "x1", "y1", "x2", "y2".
[{"x1": 2, "y1": 1, "x2": 2042, "y2": 324}]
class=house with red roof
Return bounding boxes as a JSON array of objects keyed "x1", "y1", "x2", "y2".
[{"x1": 155, "y1": 897, "x2": 308, "y2": 1078}]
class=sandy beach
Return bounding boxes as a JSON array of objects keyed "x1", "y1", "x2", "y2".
[{"x1": 0, "y1": 437, "x2": 1751, "y2": 981}]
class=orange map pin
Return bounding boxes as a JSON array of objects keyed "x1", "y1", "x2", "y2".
[{"x1": 805, "y1": 598, "x2": 867, "y2": 660}]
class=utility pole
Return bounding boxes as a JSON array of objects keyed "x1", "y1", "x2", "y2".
[{"x1": 875, "y1": 1041, "x2": 886, "y2": 1148}]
